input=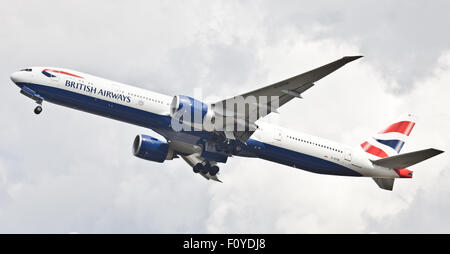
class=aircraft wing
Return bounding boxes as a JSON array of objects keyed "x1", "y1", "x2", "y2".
[{"x1": 211, "y1": 56, "x2": 362, "y2": 141}]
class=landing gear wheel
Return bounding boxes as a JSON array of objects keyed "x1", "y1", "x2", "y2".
[
  {"x1": 200, "y1": 162, "x2": 210, "y2": 174},
  {"x1": 34, "y1": 106, "x2": 42, "y2": 115},
  {"x1": 209, "y1": 166, "x2": 219, "y2": 176},
  {"x1": 200, "y1": 166, "x2": 209, "y2": 174},
  {"x1": 193, "y1": 163, "x2": 202, "y2": 173}
]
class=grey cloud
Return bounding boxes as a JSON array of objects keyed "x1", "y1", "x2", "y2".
[
  {"x1": 364, "y1": 166, "x2": 450, "y2": 233},
  {"x1": 259, "y1": 0, "x2": 450, "y2": 93},
  {"x1": 0, "y1": 0, "x2": 449, "y2": 233},
  {"x1": 165, "y1": 37, "x2": 262, "y2": 98}
]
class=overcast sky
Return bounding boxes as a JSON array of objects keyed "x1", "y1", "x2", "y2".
[{"x1": 1, "y1": 0, "x2": 449, "y2": 233}]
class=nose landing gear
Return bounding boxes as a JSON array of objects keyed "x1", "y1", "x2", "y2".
[{"x1": 34, "y1": 105, "x2": 42, "y2": 115}]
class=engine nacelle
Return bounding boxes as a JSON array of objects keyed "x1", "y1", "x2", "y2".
[
  {"x1": 170, "y1": 95, "x2": 215, "y2": 130},
  {"x1": 132, "y1": 134, "x2": 173, "y2": 163}
]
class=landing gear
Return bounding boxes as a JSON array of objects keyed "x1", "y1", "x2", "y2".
[
  {"x1": 193, "y1": 163, "x2": 202, "y2": 173},
  {"x1": 192, "y1": 162, "x2": 220, "y2": 176},
  {"x1": 200, "y1": 162, "x2": 210, "y2": 174},
  {"x1": 34, "y1": 105, "x2": 42, "y2": 115},
  {"x1": 209, "y1": 166, "x2": 219, "y2": 176}
]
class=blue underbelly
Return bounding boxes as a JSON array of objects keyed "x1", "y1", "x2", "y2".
[{"x1": 245, "y1": 139, "x2": 362, "y2": 176}]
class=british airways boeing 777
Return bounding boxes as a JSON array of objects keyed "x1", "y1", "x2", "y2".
[{"x1": 10, "y1": 56, "x2": 443, "y2": 190}]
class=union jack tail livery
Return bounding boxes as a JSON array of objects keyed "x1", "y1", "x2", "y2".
[
  {"x1": 359, "y1": 114, "x2": 442, "y2": 190},
  {"x1": 361, "y1": 114, "x2": 416, "y2": 159}
]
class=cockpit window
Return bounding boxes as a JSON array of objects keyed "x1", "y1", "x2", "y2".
[
  {"x1": 42, "y1": 70, "x2": 56, "y2": 78},
  {"x1": 20, "y1": 68, "x2": 32, "y2": 72}
]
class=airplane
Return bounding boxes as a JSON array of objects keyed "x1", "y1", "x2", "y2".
[{"x1": 10, "y1": 56, "x2": 444, "y2": 191}]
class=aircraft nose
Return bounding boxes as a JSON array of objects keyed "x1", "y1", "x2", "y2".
[{"x1": 10, "y1": 71, "x2": 21, "y2": 83}]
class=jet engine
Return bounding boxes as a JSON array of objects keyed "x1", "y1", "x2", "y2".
[
  {"x1": 169, "y1": 95, "x2": 258, "y2": 134},
  {"x1": 132, "y1": 134, "x2": 173, "y2": 163},
  {"x1": 170, "y1": 95, "x2": 215, "y2": 130}
]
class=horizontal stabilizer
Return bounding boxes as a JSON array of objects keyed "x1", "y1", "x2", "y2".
[
  {"x1": 372, "y1": 148, "x2": 444, "y2": 169},
  {"x1": 373, "y1": 178, "x2": 395, "y2": 191}
]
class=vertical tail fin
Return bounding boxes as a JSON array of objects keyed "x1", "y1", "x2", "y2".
[{"x1": 361, "y1": 114, "x2": 416, "y2": 159}]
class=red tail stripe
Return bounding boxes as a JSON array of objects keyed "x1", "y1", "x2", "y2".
[
  {"x1": 379, "y1": 121, "x2": 415, "y2": 136},
  {"x1": 360, "y1": 141, "x2": 388, "y2": 158},
  {"x1": 394, "y1": 168, "x2": 413, "y2": 178},
  {"x1": 43, "y1": 69, "x2": 84, "y2": 79}
]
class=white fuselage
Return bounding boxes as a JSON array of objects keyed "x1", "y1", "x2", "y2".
[{"x1": 10, "y1": 67, "x2": 400, "y2": 179}]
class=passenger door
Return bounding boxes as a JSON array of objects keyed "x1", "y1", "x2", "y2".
[
  {"x1": 344, "y1": 149, "x2": 352, "y2": 163},
  {"x1": 273, "y1": 128, "x2": 282, "y2": 142}
]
